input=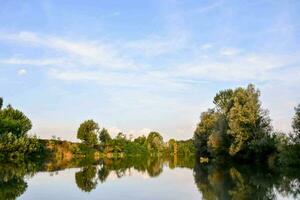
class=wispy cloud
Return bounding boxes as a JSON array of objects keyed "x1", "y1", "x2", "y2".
[{"x1": 0, "y1": 31, "x2": 136, "y2": 70}]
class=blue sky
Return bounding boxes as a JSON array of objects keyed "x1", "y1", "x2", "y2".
[{"x1": 0, "y1": 0, "x2": 300, "y2": 141}]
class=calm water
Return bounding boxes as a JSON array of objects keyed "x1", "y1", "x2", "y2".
[{"x1": 1, "y1": 156, "x2": 299, "y2": 200}]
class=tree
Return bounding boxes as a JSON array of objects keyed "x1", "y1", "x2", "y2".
[
  {"x1": 193, "y1": 109, "x2": 218, "y2": 156},
  {"x1": 0, "y1": 104, "x2": 32, "y2": 137},
  {"x1": 99, "y1": 128, "x2": 111, "y2": 144},
  {"x1": 292, "y1": 104, "x2": 300, "y2": 140},
  {"x1": 147, "y1": 132, "x2": 164, "y2": 151},
  {"x1": 193, "y1": 84, "x2": 273, "y2": 161},
  {"x1": 227, "y1": 84, "x2": 271, "y2": 156},
  {"x1": 134, "y1": 135, "x2": 147, "y2": 145},
  {"x1": 0, "y1": 97, "x2": 3, "y2": 110},
  {"x1": 77, "y1": 120, "x2": 99, "y2": 147}
]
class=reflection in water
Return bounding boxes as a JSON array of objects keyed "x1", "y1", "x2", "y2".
[
  {"x1": 75, "y1": 166, "x2": 98, "y2": 192},
  {"x1": 0, "y1": 162, "x2": 38, "y2": 200},
  {"x1": 193, "y1": 162, "x2": 300, "y2": 200},
  {"x1": 0, "y1": 156, "x2": 299, "y2": 199}
]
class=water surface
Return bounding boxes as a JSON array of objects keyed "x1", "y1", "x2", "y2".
[{"x1": 1, "y1": 157, "x2": 299, "y2": 200}]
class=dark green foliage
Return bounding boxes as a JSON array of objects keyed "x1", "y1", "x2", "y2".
[
  {"x1": 193, "y1": 84, "x2": 275, "y2": 163},
  {"x1": 0, "y1": 104, "x2": 32, "y2": 137},
  {"x1": 0, "y1": 98, "x2": 41, "y2": 162},
  {"x1": 292, "y1": 104, "x2": 300, "y2": 140},
  {"x1": 0, "y1": 133, "x2": 42, "y2": 162},
  {"x1": 0, "y1": 97, "x2": 3, "y2": 110},
  {"x1": 194, "y1": 109, "x2": 218, "y2": 156},
  {"x1": 193, "y1": 162, "x2": 300, "y2": 200},
  {"x1": 99, "y1": 128, "x2": 111, "y2": 144},
  {"x1": 134, "y1": 135, "x2": 147, "y2": 145},
  {"x1": 75, "y1": 166, "x2": 98, "y2": 192},
  {"x1": 77, "y1": 120, "x2": 99, "y2": 147}
]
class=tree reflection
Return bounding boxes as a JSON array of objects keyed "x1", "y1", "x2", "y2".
[
  {"x1": 0, "y1": 162, "x2": 38, "y2": 200},
  {"x1": 193, "y1": 162, "x2": 300, "y2": 200},
  {"x1": 75, "y1": 166, "x2": 98, "y2": 192}
]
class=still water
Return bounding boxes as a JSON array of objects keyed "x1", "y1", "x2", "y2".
[{"x1": 1, "y1": 156, "x2": 299, "y2": 200}]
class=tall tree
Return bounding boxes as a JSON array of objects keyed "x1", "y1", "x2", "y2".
[
  {"x1": 77, "y1": 120, "x2": 99, "y2": 147},
  {"x1": 193, "y1": 84, "x2": 273, "y2": 160}
]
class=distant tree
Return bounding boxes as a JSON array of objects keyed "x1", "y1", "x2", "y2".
[
  {"x1": 292, "y1": 104, "x2": 300, "y2": 140},
  {"x1": 0, "y1": 104, "x2": 32, "y2": 137},
  {"x1": 99, "y1": 128, "x2": 111, "y2": 144},
  {"x1": 147, "y1": 132, "x2": 164, "y2": 151},
  {"x1": 134, "y1": 135, "x2": 147, "y2": 145},
  {"x1": 115, "y1": 132, "x2": 126, "y2": 141},
  {"x1": 0, "y1": 97, "x2": 3, "y2": 110},
  {"x1": 77, "y1": 120, "x2": 99, "y2": 147}
]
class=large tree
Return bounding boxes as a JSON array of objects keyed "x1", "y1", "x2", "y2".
[
  {"x1": 193, "y1": 84, "x2": 273, "y2": 160},
  {"x1": 0, "y1": 104, "x2": 32, "y2": 137},
  {"x1": 77, "y1": 120, "x2": 99, "y2": 147}
]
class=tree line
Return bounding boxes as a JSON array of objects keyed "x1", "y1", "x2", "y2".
[
  {"x1": 76, "y1": 119, "x2": 194, "y2": 157},
  {"x1": 193, "y1": 84, "x2": 300, "y2": 167}
]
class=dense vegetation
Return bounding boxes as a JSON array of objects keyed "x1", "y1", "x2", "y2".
[
  {"x1": 0, "y1": 97, "x2": 194, "y2": 164},
  {"x1": 193, "y1": 84, "x2": 300, "y2": 167},
  {"x1": 75, "y1": 119, "x2": 194, "y2": 158},
  {"x1": 1, "y1": 83, "x2": 299, "y2": 169},
  {"x1": 0, "y1": 97, "x2": 42, "y2": 162}
]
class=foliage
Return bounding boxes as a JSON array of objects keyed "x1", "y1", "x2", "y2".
[
  {"x1": 0, "y1": 133, "x2": 42, "y2": 162},
  {"x1": 0, "y1": 104, "x2": 32, "y2": 138},
  {"x1": 193, "y1": 84, "x2": 274, "y2": 163},
  {"x1": 99, "y1": 128, "x2": 111, "y2": 144},
  {"x1": 0, "y1": 97, "x2": 2, "y2": 110},
  {"x1": 292, "y1": 104, "x2": 300, "y2": 141},
  {"x1": 75, "y1": 166, "x2": 98, "y2": 192},
  {"x1": 77, "y1": 120, "x2": 99, "y2": 147},
  {"x1": 147, "y1": 132, "x2": 164, "y2": 152}
]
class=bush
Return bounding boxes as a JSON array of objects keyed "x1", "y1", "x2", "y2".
[{"x1": 0, "y1": 133, "x2": 42, "y2": 162}]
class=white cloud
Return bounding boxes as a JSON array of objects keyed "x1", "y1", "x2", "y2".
[
  {"x1": 1, "y1": 57, "x2": 66, "y2": 66},
  {"x1": 17, "y1": 68, "x2": 27, "y2": 75},
  {"x1": 0, "y1": 31, "x2": 136, "y2": 70}
]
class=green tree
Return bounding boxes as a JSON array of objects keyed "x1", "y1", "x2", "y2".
[
  {"x1": 134, "y1": 135, "x2": 147, "y2": 145},
  {"x1": 77, "y1": 120, "x2": 99, "y2": 147},
  {"x1": 99, "y1": 128, "x2": 111, "y2": 144},
  {"x1": 0, "y1": 97, "x2": 3, "y2": 110},
  {"x1": 193, "y1": 84, "x2": 273, "y2": 161},
  {"x1": 227, "y1": 84, "x2": 271, "y2": 156},
  {"x1": 292, "y1": 104, "x2": 300, "y2": 140},
  {"x1": 0, "y1": 104, "x2": 32, "y2": 137},
  {"x1": 193, "y1": 109, "x2": 218, "y2": 156},
  {"x1": 147, "y1": 132, "x2": 164, "y2": 151}
]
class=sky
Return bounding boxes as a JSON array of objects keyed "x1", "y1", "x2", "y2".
[{"x1": 0, "y1": 0, "x2": 300, "y2": 141}]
